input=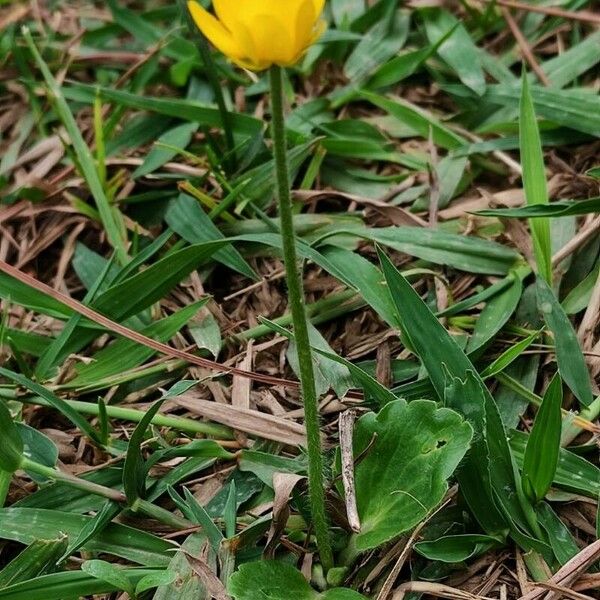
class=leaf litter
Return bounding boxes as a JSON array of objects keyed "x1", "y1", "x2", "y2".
[{"x1": 0, "y1": 1, "x2": 600, "y2": 599}]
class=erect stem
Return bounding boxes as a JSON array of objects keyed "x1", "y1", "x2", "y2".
[{"x1": 269, "y1": 65, "x2": 333, "y2": 572}]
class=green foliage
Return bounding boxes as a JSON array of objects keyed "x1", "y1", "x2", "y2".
[
  {"x1": 229, "y1": 561, "x2": 368, "y2": 600},
  {"x1": 2, "y1": 0, "x2": 600, "y2": 595},
  {"x1": 340, "y1": 399, "x2": 472, "y2": 552},
  {"x1": 522, "y1": 375, "x2": 562, "y2": 503},
  {"x1": 519, "y1": 72, "x2": 552, "y2": 283},
  {"x1": 536, "y1": 278, "x2": 594, "y2": 407},
  {"x1": 0, "y1": 400, "x2": 23, "y2": 473},
  {"x1": 0, "y1": 536, "x2": 68, "y2": 587}
]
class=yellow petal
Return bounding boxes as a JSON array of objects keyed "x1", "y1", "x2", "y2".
[
  {"x1": 212, "y1": 0, "x2": 237, "y2": 30},
  {"x1": 312, "y1": 0, "x2": 326, "y2": 17},
  {"x1": 249, "y1": 14, "x2": 296, "y2": 67},
  {"x1": 187, "y1": 1, "x2": 241, "y2": 61},
  {"x1": 294, "y1": 0, "x2": 318, "y2": 51}
]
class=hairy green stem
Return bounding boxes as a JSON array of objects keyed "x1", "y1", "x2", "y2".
[{"x1": 269, "y1": 65, "x2": 333, "y2": 571}]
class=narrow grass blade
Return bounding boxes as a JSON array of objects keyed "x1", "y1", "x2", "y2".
[
  {"x1": 123, "y1": 400, "x2": 164, "y2": 505},
  {"x1": 519, "y1": 72, "x2": 552, "y2": 283},
  {"x1": 0, "y1": 508, "x2": 174, "y2": 566},
  {"x1": 536, "y1": 277, "x2": 593, "y2": 406},
  {"x1": 522, "y1": 375, "x2": 562, "y2": 503},
  {"x1": 0, "y1": 368, "x2": 101, "y2": 444},
  {"x1": 22, "y1": 29, "x2": 128, "y2": 264},
  {"x1": 0, "y1": 536, "x2": 67, "y2": 587},
  {"x1": 0, "y1": 399, "x2": 23, "y2": 473}
]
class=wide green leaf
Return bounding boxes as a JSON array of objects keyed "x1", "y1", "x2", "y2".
[
  {"x1": 378, "y1": 249, "x2": 536, "y2": 542},
  {"x1": 340, "y1": 399, "x2": 472, "y2": 551},
  {"x1": 229, "y1": 561, "x2": 368, "y2": 600},
  {"x1": 414, "y1": 534, "x2": 498, "y2": 563}
]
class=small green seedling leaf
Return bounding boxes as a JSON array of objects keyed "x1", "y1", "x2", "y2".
[
  {"x1": 229, "y1": 561, "x2": 368, "y2": 600},
  {"x1": 81, "y1": 560, "x2": 135, "y2": 597},
  {"x1": 522, "y1": 374, "x2": 562, "y2": 503},
  {"x1": 414, "y1": 534, "x2": 498, "y2": 563},
  {"x1": 123, "y1": 399, "x2": 164, "y2": 505},
  {"x1": 167, "y1": 486, "x2": 223, "y2": 554},
  {"x1": 481, "y1": 329, "x2": 540, "y2": 379},
  {"x1": 135, "y1": 569, "x2": 177, "y2": 595},
  {"x1": 338, "y1": 399, "x2": 472, "y2": 551},
  {"x1": 0, "y1": 400, "x2": 23, "y2": 473},
  {"x1": 16, "y1": 424, "x2": 58, "y2": 483}
]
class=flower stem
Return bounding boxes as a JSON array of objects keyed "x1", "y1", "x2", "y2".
[{"x1": 269, "y1": 65, "x2": 333, "y2": 572}]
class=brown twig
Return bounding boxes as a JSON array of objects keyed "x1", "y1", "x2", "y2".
[
  {"x1": 500, "y1": 6, "x2": 551, "y2": 86},
  {"x1": 339, "y1": 410, "x2": 361, "y2": 533},
  {"x1": 477, "y1": 0, "x2": 600, "y2": 25},
  {"x1": 0, "y1": 259, "x2": 301, "y2": 390}
]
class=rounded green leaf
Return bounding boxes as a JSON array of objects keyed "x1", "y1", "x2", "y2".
[
  {"x1": 229, "y1": 561, "x2": 367, "y2": 600},
  {"x1": 342, "y1": 399, "x2": 473, "y2": 551}
]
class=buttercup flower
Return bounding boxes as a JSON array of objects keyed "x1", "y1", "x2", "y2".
[{"x1": 187, "y1": 0, "x2": 326, "y2": 71}]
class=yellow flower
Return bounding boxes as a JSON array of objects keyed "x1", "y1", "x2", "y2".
[{"x1": 187, "y1": 0, "x2": 326, "y2": 71}]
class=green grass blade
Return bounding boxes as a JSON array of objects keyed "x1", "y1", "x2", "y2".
[
  {"x1": 522, "y1": 375, "x2": 562, "y2": 503},
  {"x1": 22, "y1": 29, "x2": 128, "y2": 264},
  {"x1": 0, "y1": 508, "x2": 174, "y2": 566},
  {"x1": 519, "y1": 71, "x2": 552, "y2": 284},
  {"x1": 536, "y1": 277, "x2": 593, "y2": 406},
  {"x1": 0, "y1": 536, "x2": 68, "y2": 587},
  {"x1": 0, "y1": 399, "x2": 23, "y2": 473},
  {"x1": 0, "y1": 368, "x2": 101, "y2": 444},
  {"x1": 123, "y1": 400, "x2": 164, "y2": 505}
]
